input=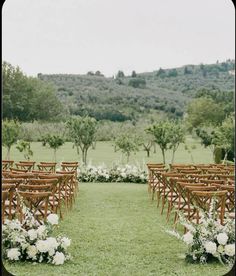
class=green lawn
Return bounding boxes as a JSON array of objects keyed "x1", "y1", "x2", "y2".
[
  {"x1": 2, "y1": 137, "x2": 213, "y2": 167},
  {"x1": 4, "y1": 183, "x2": 231, "y2": 276}
]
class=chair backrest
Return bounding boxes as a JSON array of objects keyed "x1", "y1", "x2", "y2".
[
  {"x1": 37, "y1": 163, "x2": 57, "y2": 173},
  {"x1": 18, "y1": 184, "x2": 53, "y2": 192},
  {"x1": 15, "y1": 162, "x2": 35, "y2": 171},
  {"x1": 10, "y1": 168, "x2": 28, "y2": 173},
  {"x1": 191, "y1": 190, "x2": 227, "y2": 224},
  {"x1": 2, "y1": 160, "x2": 14, "y2": 170},
  {"x1": 18, "y1": 191, "x2": 51, "y2": 223}
]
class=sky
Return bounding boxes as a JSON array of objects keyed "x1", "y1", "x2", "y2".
[{"x1": 2, "y1": 0, "x2": 235, "y2": 77}]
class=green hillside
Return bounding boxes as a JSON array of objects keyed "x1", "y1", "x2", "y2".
[{"x1": 38, "y1": 60, "x2": 234, "y2": 122}]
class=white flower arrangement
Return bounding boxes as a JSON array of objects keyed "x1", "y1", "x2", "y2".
[
  {"x1": 166, "y1": 199, "x2": 235, "y2": 265},
  {"x1": 78, "y1": 163, "x2": 147, "y2": 183},
  {"x1": 2, "y1": 206, "x2": 71, "y2": 265}
]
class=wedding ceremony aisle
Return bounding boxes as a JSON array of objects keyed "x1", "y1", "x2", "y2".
[{"x1": 5, "y1": 183, "x2": 229, "y2": 276}]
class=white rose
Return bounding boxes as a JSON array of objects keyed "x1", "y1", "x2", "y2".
[
  {"x1": 183, "y1": 232, "x2": 194, "y2": 245},
  {"x1": 36, "y1": 240, "x2": 50, "y2": 253},
  {"x1": 46, "y1": 237, "x2": 59, "y2": 249},
  {"x1": 37, "y1": 225, "x2": 46, "y2": 237},
  {"x1": 61, "y1": 237, "x2": 71, "y2": 249},
  {"x1": 48, "y1": 248, "x2": 55, "y2": 256},
  {"x1": 28, "y1": 229, "x2": 37, "y2": 240},
  {"x1": 47, "y1": 214, "x2": 59, "y2": 225},
  {"x1": 216, "y1": 233, "x2": 228, "y2": 245},
  {"x1": 225, "y1": 244, "x2": 235, "y2": 257},
  {"x1": 7, "y1": 248, "x2": 21, "y2": 261},
  {"x1": 27, "y1": 245, "x2": 38, "y2": 259},
  {"x1": 204, "y1": 241, "x2": 217, "y2": 255},
  {"x1": 52, "y1": 252, "x2": 65, "y2": 265}
]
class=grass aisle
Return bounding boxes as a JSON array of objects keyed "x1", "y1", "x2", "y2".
[{"x1": 4, "y1": 183, "x2": 230, "y2": 276}]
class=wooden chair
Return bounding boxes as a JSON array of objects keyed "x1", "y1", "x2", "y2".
[
  {"x1": 61, "y1": 162, "x2": 79, "y2": 193},
  {"x1": 15, "y1": 161, "x2": 35, "y2": 171},
  {"x1": 160, "y1": 173, "x2": 183, "y2": 214},
  {"x1": 2, "y1": 160, "x2": 14, "y2": 170},
  {"x1": 2, "y1": 184, "x2": 17, "y2": 223},
  {"x1": 10, "y1": 168, "x2": 28, "y2": 173},
  {"x1": 17, "y1": 191, "x2": 51, "y2": 224},
  {"x1": 37, "y1": 162, "x2": 57, "y2": 173},
  {"x1": 191, "y1": 190, "x2": 227, "y2": 225},
  {"x1": 148, "y1": 167, "x2": 168, "y2": 202},
  {"x1": 219, "y1": 185, "x2": 235, "y2": 216}
]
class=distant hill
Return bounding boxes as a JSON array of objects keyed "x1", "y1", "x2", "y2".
[{"x1": 38, "y1": 60, "x2": 235, "y2": 122}]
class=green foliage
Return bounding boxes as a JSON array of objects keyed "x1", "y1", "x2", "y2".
[
  {"x1": 66, "y1": 116, "x2": 97, "y2": 164},
  {"x1": 131, "y1": 70, "x2": 137, "y2": 77},
  {"x1": 156, "y1": 68, "x2": 166, "y2": 78},
  {"x1": 116, "y1": 70, "x2": 125, "y2": 78},
  {"x1": 2, "y1": 61, "x2": 65, "y2": 122},
  {"x1": 41, "y1": 134, "x2": 65, "y2": 161},
  {"x1": 128, "y1": 78, "x2": 146, "y2": 88},
  {"x1": 168, "y1": 121, "x2": 186, "y2": 164},
  {"x1": 2, "y1": 119, "x2": 21, "y2": 160},
  {"x1": 168, "y1": 69, "x2": 178, "y2": 77},
  {"x1": 186, "y1": 97, "x2": 225, "y2": 130},
  {"x1": 16, "y1": 140, "x2": 33, "y2": 160},
  {"x1": 114, "y1": 133, "x2": 140, "y2": 162},
  {"x1": 147, "y1": 121, "x2": 173, "y2": 164},
  {"x1": 212, "y1": 115, "x2": 235, "y2": 163}
]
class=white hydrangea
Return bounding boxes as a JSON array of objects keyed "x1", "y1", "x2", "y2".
[
  {"x1": 224, "y1": 244, "x2": 235, "y2": 257},
  {"x1": 36, "y1": 240, "x2": 50, "y2": 253},
  {"x1": 216, "y1": 233, "x2": 228, "y2": 245},
  {"x1": 7, "y1": 248, "x2": 21, "y2": 261},
  {"x1": 61, "y1": 237, "x2": 71, "y2": 249},
  {"x1": 52, "y1": 252, "x2": 65, "y2": 265},
  {"x1": 28, "y1": 229, "x2": 37, "y2": 241},
  {"x1": 183, "y1": 232, "x2": 194, "y2": 245},
  {"x1": 204, "y1": 241, "x2": 217, "y2": 254},
  {"x1": 37, "y1": 225, "x2": 46, "y2": 237},
  {"x1": 47, "y1": 214, "x2": 59, "y2": 225},
  {"x1": 27, "y1": 245, "x2": 38, "y2": 259},
  {"x1": 46, "y1": 237, "x2": 59, "y2": 249}
]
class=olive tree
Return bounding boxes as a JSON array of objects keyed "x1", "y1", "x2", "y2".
[
  {"x1": 66, "y1": 116, "x2": 97, "y2": 165},
  {"x1": 147, "y1": 121, "x2": 172, "y2": 164},
  {"x1": 41, "y1": 134, "x2": 65, "y2": 162},
  {"x1": 16, "y1": 140, "x2": 33, "y2": 160},
  {"x1": 168, "y1": 121, "x2": 185, "y2": 164},
  {"x1": 212, "y1": 115, "x2": 234, "y2": 163},
  {"x1": 114, "y1": 133, "x2": 140, "y2": 163},
  {"x1": 2, "y1": 119, "x2": 21, "y2": 160}
]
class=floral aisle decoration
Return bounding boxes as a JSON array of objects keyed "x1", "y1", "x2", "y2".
[
  {"x1": 2, "y1": 206, "x2": 71, "y2": 265},
  {"x1": 166, "y1": 199, "x2": 235, "y2": 265},
  {"x1": 78, "y1": 163, "x2": 147, "y2": 183}
]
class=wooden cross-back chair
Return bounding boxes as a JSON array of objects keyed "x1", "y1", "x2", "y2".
[
  {"x1": 2, "y1": 184, "x2": 17, "y2": 223},
  {"x1": 219, "y1": 185, "x2": 235, "y2": 215},
  {"x1": 160, "y1": 172, "x2": 183, "y2": 214},
  {"x1": 10, "y1": 168, "x2": 28, "y2": 173},
  {"x1": 38, "y1": 174, "x2": 64, "y2": 218},
  {"x1": 148, "y1": 167, "x2": 168, "y2": 201},
  {"x1": 17, "y1": 190, "x2": 51, "y2": 224},
  {"x1": 2, "y1": 160, "x2": 14, "y2": 171},
  {"x1": 61, "y1": 162, "x2": 79, "y2": 193},
  {"x1": 174, "y1": 182, "x2": 217, "y2": 226},
  {"x1": 2, "y1": 170, "x2": 11, "y2": 179},
  {"x1": 169, "y1": 164, "x2": 194, "y2": 171},
  {"x1": 56, "y1": 171, "x2": 75, "y2": 209},
  {"x1": 37, "y1": 162, "x2": 57, "y2": 173},
  {"x1": 191, "y1": 190, "x2": 227, "y2": 225},
  {"x1": 15, "y1": 161, "x2": 35, "y2": 172}
]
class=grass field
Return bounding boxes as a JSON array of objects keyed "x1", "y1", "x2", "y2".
[
  {"x1": 2, "y1": 136, "x2": 213, "y2": 167},
  {"x1": 4, "y1": 183, "x2": 231, "y2": 276}
]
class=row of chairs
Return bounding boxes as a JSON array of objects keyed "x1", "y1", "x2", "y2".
[
  {"x1": 147, "y1": 163, "x2": 235, "y2": 227},
  {"x1": 2, "y1": 161, "x2": 79, "y2": 224}
]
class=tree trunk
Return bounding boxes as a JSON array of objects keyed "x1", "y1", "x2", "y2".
[
  {"x1": 147, "y1": 149, "x2": 150, "y2": 157},
  {"x1": 171, "y1": 150, "x2": 176, "y2": 164},
  {"x1": 161, "y1": 148, "x2": 166, "y2": 164},
  {"x1": 127, "y1": 153, "x2": 130, "y2": 163},
  {"x1": 223, "y1": 151, "x2": 228, "y2": 164},
  {"x1": 153, "y1": 143, "x2": 156, "y2": 153},
  {"x1": 53, "y1": 149, "x2": 57, "y2": 162},
  {"x1": 6, "y1": 147, "x2": 11, "y2": 160}
]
